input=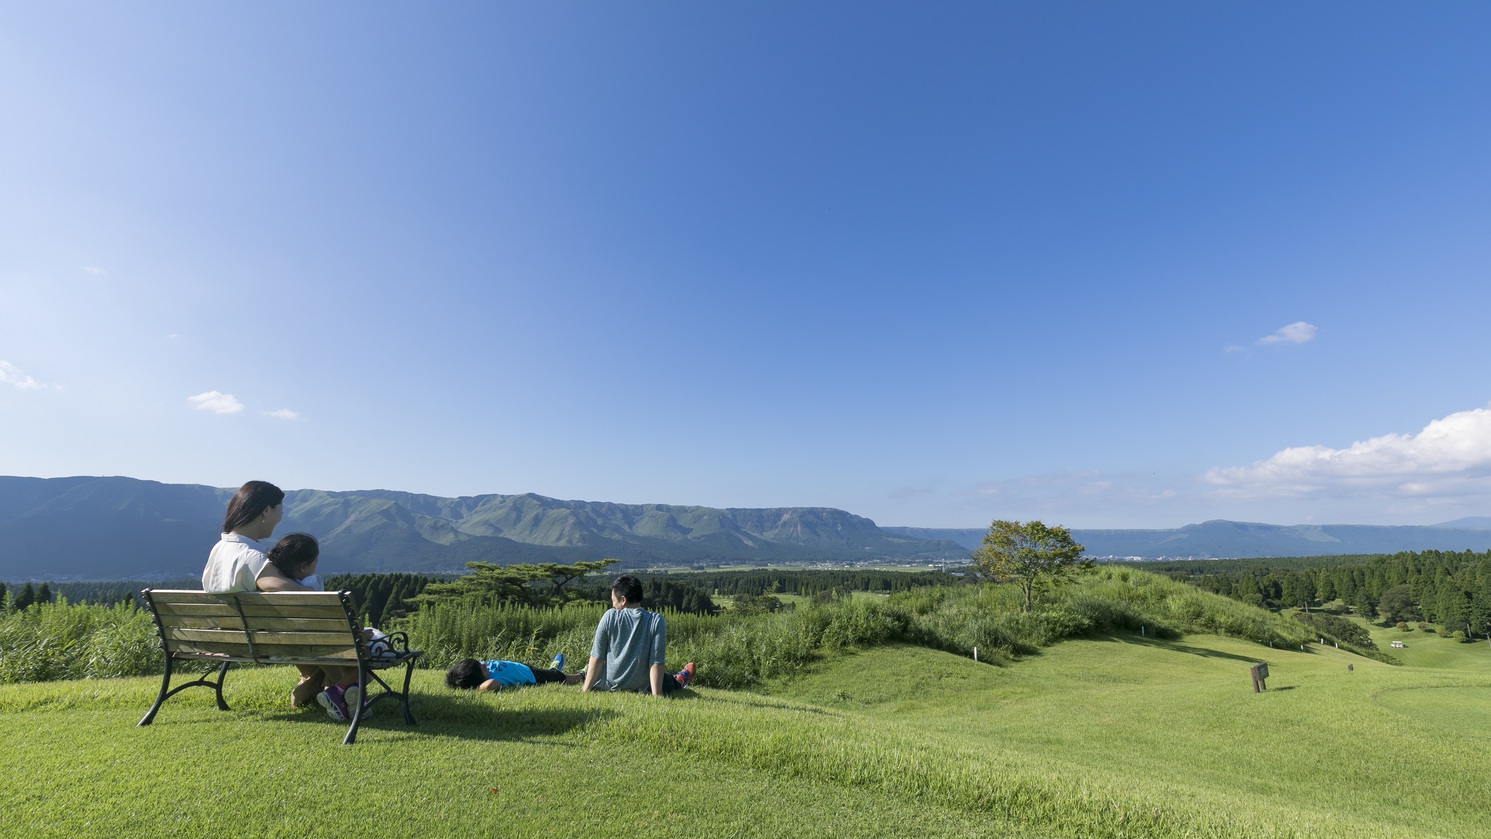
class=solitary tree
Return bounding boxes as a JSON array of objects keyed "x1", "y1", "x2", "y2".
[
  {"x1": 411, "y1": 559, "x2": 618, "y2": 609},
  {"x1": 1378, "y1": 584, "x2": 1418, "y2": 625},
  {"x1": 972, "y1": 520, "x2": 1090, "y2": 613}
]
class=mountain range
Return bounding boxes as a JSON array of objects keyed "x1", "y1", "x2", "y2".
[
  {"x1": 4, "y1": 475, "x2": 1491, "y2": 580},
  {"x1": 0, "y1": 476, "x2": 965, "y2": 579}
]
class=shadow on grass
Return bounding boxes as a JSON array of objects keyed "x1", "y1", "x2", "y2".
[
  {"x1": 692, "y1": 691, "x2": 838, "y2": 717},
  {"x1": 1087, "y1": 631, "x2": 1276, "y2": 664},
  {"x1": 256, "y1": 697, "x2": 617, "y2": 742},
  {"x1": 152, "y1": 689, "x2": 623, "y2": 744}
]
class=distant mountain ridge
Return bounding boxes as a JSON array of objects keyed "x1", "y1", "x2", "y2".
[
  {"x1": 6, "y1": 476, "x2": 1491, "y2": 581},
  {"x1": 885, "y1": 519, "x2": 1491, "y2": 559},
  {"x1": 0, "y1": 476, "x2": 966, "y2": 580}
]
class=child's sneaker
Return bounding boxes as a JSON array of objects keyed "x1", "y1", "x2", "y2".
[
  {"x1": 316, "y1": 685, "x2": 348, "y2": 721},
  {"x1": 675, "y1": 662, "x2": 696, "y2": 688},
  {"x1": 549, "y1": 653, "x2": 565, "y2": 672},
  {"x1": 344, "y1": 684, "x2": 362, "y2": 717}
]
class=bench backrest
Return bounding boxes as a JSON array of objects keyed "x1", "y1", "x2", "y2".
[{"x1": 143, "y1": 589, "x2": 367, "y2": 665}]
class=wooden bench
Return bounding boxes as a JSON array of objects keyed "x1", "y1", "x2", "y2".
[{"x1": 138, "y1": 588, "x2": 423, "y2": 744}]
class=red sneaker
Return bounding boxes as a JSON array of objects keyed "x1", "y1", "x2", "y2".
[{"x1": 675, "y1": 662, "x2": 696, "y2": 688}]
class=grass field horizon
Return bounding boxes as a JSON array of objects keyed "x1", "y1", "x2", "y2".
[{"x1": 7, "y1": 602, "x2": 1491, "y2": 837}]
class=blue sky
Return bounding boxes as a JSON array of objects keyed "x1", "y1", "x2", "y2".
[{"x1": 4, "y1": 2, "x2": 1491, "y2": 530}]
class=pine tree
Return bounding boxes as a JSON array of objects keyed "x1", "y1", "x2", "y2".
[
  {"x1": 15, "y1": 582, "x2": 37, "y2": 611},
  {"x1": 37, "y1": 583, "x2": 53, "y2": 604}
]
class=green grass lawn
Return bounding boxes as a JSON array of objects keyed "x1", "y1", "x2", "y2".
[
  {"x1": 1362, "y1": 618, "x2": 1491, "y2": 669},
  {"x1": 7, "y1": 628, "x2": 1491, "y2": 837}
]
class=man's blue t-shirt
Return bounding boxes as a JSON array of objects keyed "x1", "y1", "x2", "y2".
[
  {"x1": 482, "y1": 660, "x2": 537, "y2": 687},
  {"x1": 589, "y1": 607, "x2": 666, "y2": 693}
]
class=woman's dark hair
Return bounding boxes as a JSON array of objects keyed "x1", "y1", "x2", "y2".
[
  {"x1": 446, "y1": 659, "x2": 485, "y2": 690},
  {"x1": 266, "y1": 533, "x2": 319, "y2": 580},
  {"x1": 611, "y1": 575, "x2": 643, "y2": 605},
  {"x1": 221, "y1": 480, "x2": 285, "y2": 533}
]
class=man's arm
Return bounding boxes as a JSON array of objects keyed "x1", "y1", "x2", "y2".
[
  {"x1": 581, "y1": 656, "x2": 603, "y2": 692},
  {"x1": 649, "y1": 663, "x2": 666, "y2": 697}
]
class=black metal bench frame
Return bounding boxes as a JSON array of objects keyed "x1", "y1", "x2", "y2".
[{"x1": 138, "y1": 588, "x2": 423, "y2": 744}]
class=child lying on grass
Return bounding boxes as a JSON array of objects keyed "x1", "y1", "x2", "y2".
[{"x1": 446, "y1": 654, "x2": 585, "y2": 691}]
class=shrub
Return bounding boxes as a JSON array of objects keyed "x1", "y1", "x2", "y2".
[{"x1": 0, "y1": 599, "x2": 159, "y2": 684}]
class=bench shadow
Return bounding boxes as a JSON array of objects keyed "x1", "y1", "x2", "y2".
[{"x1": 259, "y1": 693, "x2": 620, "y2": 743}]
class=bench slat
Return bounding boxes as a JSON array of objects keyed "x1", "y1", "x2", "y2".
[
  {"x1": 236, "y1": 603, "x2": 354, "y2": 621},
  {"x1": 163, "y1": 627, "x2": 352, "y2": 645},
  {"x1": 166, "y1": 650, "x2": 363, "y2": 665},
  {"x1": 147, "y1": 589, "x2": 349, "y2": 607},
  {"x1": 151, "y1": 599, "x2": 352, "y2": 618},
  {"x1": 150, "y1": 615, "x2": 355, "y2": 632},
  {"x1": 167, "y1": 641, "x2": 359, "y2": 661}
]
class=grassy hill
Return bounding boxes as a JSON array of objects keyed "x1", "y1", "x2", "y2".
[{"x1": 7, "y1": 613, "x2": 1491, "y2": 835}]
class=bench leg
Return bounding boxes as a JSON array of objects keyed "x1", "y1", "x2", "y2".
[
  {"x1": 139, "y1": 660, "x2": 233, "y2": 726},
  {"x1": 210, "y1": 661, "x2": 232, "y2": 710},
  {"x1": 138, "y1": 655, "x2": 175, "y2": 726},
  {"x1": 397, "y1": 660, "x2": 417, "y2": 726},
  {"x1": 341, "y1": 661, "x2": 370, "y2": 745}
]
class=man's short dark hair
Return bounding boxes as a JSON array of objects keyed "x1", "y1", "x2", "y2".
[
  {"x1": 446, "y1": 658, "x2": 484, "y2": 689},
  {"x1": 611, "y1": 575, "x2": 643, "y2": 605}
]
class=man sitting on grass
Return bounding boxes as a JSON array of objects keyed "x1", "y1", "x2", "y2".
[
  {"x1": 446, "y1": 654, "x2": 584, "y2": 691},
  {"x1": 581, "y1": 574, "x2": 696, "y2": 696}
]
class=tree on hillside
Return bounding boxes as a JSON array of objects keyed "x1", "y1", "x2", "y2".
[
  {"x1": 1378, "y1": 584, "x2": 1419, "y2": 624},
  {"x1": 972, "y1": 520, "x2": 1090, "y2": 613},
  {"x1": 411, "y1": 559, "x2": 618, "y2": 609},
  {"x1": 14, "y1": 583, "x2": 37, "y2": 611}
]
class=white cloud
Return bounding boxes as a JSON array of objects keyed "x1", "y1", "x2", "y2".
[
  {"x1": 1258, "y1": 321, "x2": 1317, "y2": 345},
  {"x1": 265, "y1": 408, "x2": 300, "y2": 420},
  {"x1": 0, "y1": 360, "x2": 48, "y2": 390},
  {"x1": 1204, "y1": 403, "x2": 1491, "y2": 498},
  {"x1": 1226, "y1": 321, "x2": 1318, "y2": 352},
  {"x1": 187, "y1": 391, "x2": 245, "y2": 414},
  {"x1": 80, "y1": 266, "x2": 106, "y2": 276}
]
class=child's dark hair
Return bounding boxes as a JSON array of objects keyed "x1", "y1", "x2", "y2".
[
  {"x1": 266, "y1": 533, "x2": 319, "y2": 581},
  {"x1": 446, "y1": 659, "x2": 485, "y2": 690}
]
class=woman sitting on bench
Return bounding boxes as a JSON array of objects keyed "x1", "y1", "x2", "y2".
[{"x1": 200, "y1": 481, "x2": 360, "y2": 719}]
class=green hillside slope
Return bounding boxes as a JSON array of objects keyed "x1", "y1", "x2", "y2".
[{"x1": 7, "y1": 624, "x2": 1491, "y2": 837}]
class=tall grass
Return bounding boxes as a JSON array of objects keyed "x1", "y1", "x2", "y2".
[
  {"x1": 0, "y1": 598, "x2": 158, "y2": 683},
  {"x1": 0, "y1": 568, "x2": 1320, "y2": 688},
  {"x1": 400, "y1": 600, "x2": 604, "y2": 670}
]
